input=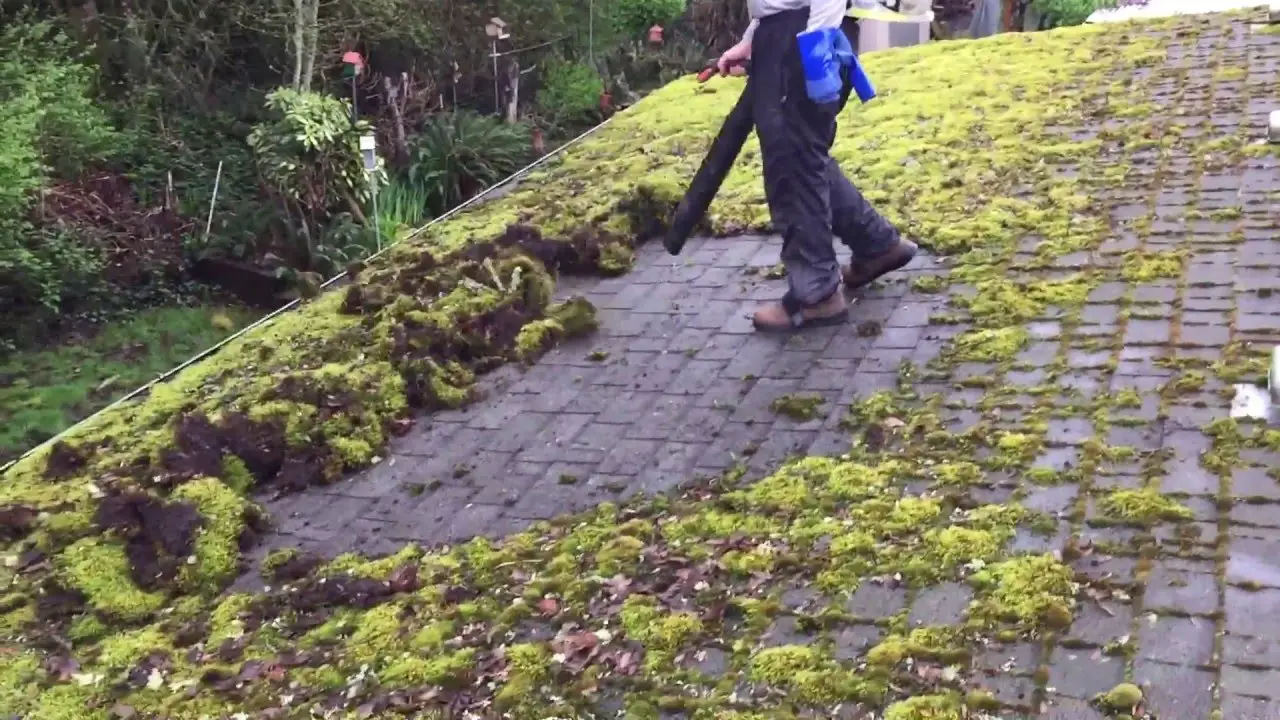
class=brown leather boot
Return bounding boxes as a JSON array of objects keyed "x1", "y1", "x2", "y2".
[
  {"x1": 752, "y1": 290, "x2": 849, "y2": 333},
  {"x1": 842, "y1": 239, "x2": 919, "y2": 291}
]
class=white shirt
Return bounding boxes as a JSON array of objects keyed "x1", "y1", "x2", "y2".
[{"x1": 742, "y1": 0, "x2": 848, "y2": 42}]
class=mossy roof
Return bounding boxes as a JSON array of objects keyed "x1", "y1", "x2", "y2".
[{"x1": 4, "y1": 8, "x2": 1280, "y2": 719}]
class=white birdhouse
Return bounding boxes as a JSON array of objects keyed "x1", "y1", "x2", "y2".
[{"x1": 485, "y1": 17, "x2": 509, "y2": 40}]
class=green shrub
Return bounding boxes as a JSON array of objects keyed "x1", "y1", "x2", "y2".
[
  {"x1": 119, "y1": 101, "x2": 270, "y2": 264},
  {"x1": 406, "y1": 110, "x2": 531, "y2": 217},
  {"x1": 609, "y1": 0, "x2": 688, "y2": 37},
  {"x1": 248, "y1": 87, "x2": 384, "y2": 272},
  {"x1": 537, "y1": 61, "x2": 605, "y2": 126},
  {"x1": 0, "y1": 16, "x2": 121, "y2": 323}
]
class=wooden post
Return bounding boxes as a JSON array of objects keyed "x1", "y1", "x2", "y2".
[{"x1": 1002, "y1": 0, "x2": 1015, "y2": 31}]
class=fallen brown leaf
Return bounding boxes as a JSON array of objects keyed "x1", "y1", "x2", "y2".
[
  {"x1": 537, "y1": 597, "x2": 560, "y2": 616},
  {"x1": 388, "y1": 564, "x2": 419, "y2": 593}
]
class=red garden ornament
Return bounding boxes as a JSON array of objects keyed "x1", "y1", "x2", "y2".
[{"x1": 648, "y1": 25, "x2": 665, "y2": 46}]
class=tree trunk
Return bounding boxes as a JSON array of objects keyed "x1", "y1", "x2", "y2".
[
  {"x1": 385, "y1": 74, "x2": 410, "y2": 161},
  {"x1": 292, "y1": 0, "x2": 304, "y2": 89},
  {"x1": 292, "y1": 0, "x2": 319, "y2": 91},
  {"x1": 504, "y1": 58, "x2": 519, "y2": 124}
]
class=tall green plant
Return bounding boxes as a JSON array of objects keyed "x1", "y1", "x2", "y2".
[
  {"x1": 406, "y1": 110, "x2": 531, "y2": 216},
  {"x1": 247, "y1": 87, "x2": 386, "y2": 272},
  {"x1": 377, "y1": 180, "x2": 431, "y2": 240}
]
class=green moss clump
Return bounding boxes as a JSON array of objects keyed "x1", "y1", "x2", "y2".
[
  {"x1": 514, "y1": 319, "x2": 563, "y2": 362},
  {"x1": 291, "y1": 665, "x2": 346, "y2": 690},
  {"x1": 619, "y1": 594, "x2": 702, "y2": 669},
  {"x1": 969, "y1": 554, "x2": 1075, "y2": 634},
  {"x1": 594, "y1": 535, "x2": 646, "y2": 576},
  {"x1": 260, "y1": 548, "x2": 299, "y2": 578},
  {"x1": 964, "y1": 275, "x2": 1091, "y2": 327},
  {"x1": 749, "y1": 645, "x2": 875, "y2": 705},
  {"x1": 949, "y1": 327, "x2": 1029, "y2": 363},
  {"x1": 172, "y1": 477, "x2": 253, "y2": 595},
  {"x1": 410, "y1": 619, "x2": 456, "y2": 651},
  {"x1": 55, "y1": 539, "x2": 166, "y2": 622},
  {"x1": 346, "y1": 603, "x2": 407, "y2": 666},
  {"x1": 96, "y1": 626, "x2": 172, "y2": 672},
  {"x1": 322, "y1": 543, "x2": 422, "y2": 579},
  {"x1": 220, "y1": 455, "x2": 254, "y2": 494},
  {"x1": 20, "y1": 682, "x2": 105, "y2": 720},
  {"x1": 0, "y1": 596, "x2": 34, "y2": 636},
  {"x1": 930, "y1": 462, "x2": 984, "y2": 487},
  {"x1": 769, "y1": 393, "x2": 826, "y2": 421},
  {"x1": 1202, "y1": 417, "x2": 1243, "y2": 474},
  {"x1": 965, "y1": 690, "x2": 1001, "y2": 711},
  {"x1": 495, "y1": 642, "x2": 552, "y2": 709},
  {"x1": 505, "y1": 642, "x2": 551, "y2": 680},
  {"x1": 1120, "y1": 249, "x2": 1185, "y2": 281},
  {"x1": 0, "y1": 653, "x2": 42, "y2": 716},
  {"x1": 885, "y1": 497, "x2": 942, "y2": 534},
  {"x1": 380, "y1": 648, "x2": 475, "y2": 687},
  {"x1": 740, "y1": 467, "x2": 814, "y2": 512},
  {"x1": 67, "y1": 614, "x2": 109, "y2": 644},
  {"x1": 513, "y1": 299, "x2": 597, "y2": 362},
  {"x1": 1097, "y1": 488, "x2": 1192, "y2": 526},
  {"x1": 1096, "y1": 682, "x2": 1144, "y2": 711},
  {"x1": 883, "y1": 693, "x2": 964, "y2": 720},
  {"x1": 920, "y1": 526, "x2": 1004, "y2": 572},
  {"x1": 866, "y1": 627, "x2": 967, "y2": 668},
  {"x1": 991, "y1": 432, "x2": 1044, "y2": 469},
  {"x1": 911, "y1": 275, "x2": 948, "y2": 293},
  {"x1": 1168, "y1": 370, "x2": 1205, "y2": 394},
  {"x1": 207, "y1": 593, "x2": 254, "y2": 646},
  {"x1": 300, "y1": 611, "x2": 355, "y2": 647}
]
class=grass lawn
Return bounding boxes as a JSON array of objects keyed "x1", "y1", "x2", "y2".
[{"x1": 0, "y1": 305, "x2": 261, "y2": 464}]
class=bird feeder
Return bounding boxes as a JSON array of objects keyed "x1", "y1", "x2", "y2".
[
  {"x1": 341, "y1": 51, "x2": 365, "y2": 79},
  {"x1": 648, "y1": 25, "x2": 665, "y2": 45},
  {"x1": 485, "y1": 17, "x2": 510, "y2": 40},
  {"x1": 359, "y1": 134, "x2": 377, "y2": 172},
  {"x1": 484, "y1": 17, "x2": 511, "y2": 113}
]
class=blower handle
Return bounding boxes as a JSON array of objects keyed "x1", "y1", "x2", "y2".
[{"x1": 697, "y1": 59, "x2": 751, "y2": 83}]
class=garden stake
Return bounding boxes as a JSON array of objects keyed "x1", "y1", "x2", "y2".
[{"x1": 204, "y1": 161, "x2": 223, "y2": 242}]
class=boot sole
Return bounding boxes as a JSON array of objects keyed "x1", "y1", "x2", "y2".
[{"x1": 752, "y1": 307, "x2": 851, "y2": 333}]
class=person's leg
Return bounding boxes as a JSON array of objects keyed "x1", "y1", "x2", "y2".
[
  {"x1": 828, "y1": 159, "x2": 919, "y2": 289},
  {"x1": 749, "y1": 10, "x2": 847, "y2": 332}
]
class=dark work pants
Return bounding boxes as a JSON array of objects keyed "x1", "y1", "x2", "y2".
[{"x1": 749, "y1": 9, "x2": 901, "y2": 306}]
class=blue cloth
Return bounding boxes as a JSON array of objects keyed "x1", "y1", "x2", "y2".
[{"x1": 796, "y1": 26, "x2": 876, "y2": 105}]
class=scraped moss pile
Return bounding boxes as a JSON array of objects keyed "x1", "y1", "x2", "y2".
[
  {"x1": 2, "y1": 452, "x2": 1079, "y2": 719},
  {"x1": 2, "y1": 6, "x2": 1272, "y2": 718}
]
